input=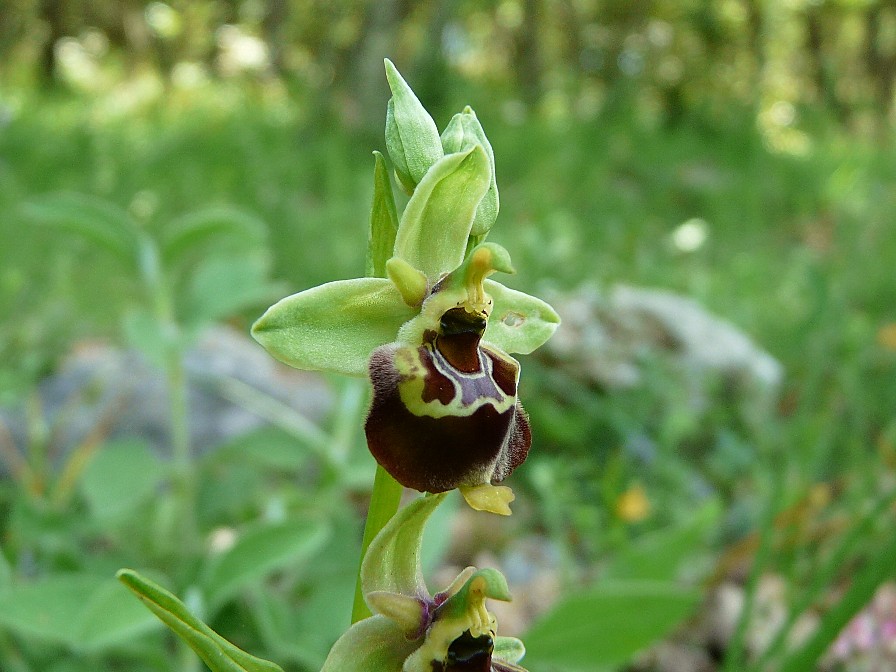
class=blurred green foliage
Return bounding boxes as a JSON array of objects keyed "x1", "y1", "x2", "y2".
[{"x1": 1, "y1": 1, "x2": 896, "y2": 671}]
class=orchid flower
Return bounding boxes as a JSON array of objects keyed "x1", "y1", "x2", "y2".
[
  {"x1": 252, "y1": 62, "x2": 558, "y2": 515},
  {"x1": 321, "y1": 493, "x2": 528, "y2": 672}
]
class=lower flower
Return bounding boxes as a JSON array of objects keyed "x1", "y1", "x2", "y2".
[{"x1": 321, "y1": 493, "x2": 528, "y2": 672}]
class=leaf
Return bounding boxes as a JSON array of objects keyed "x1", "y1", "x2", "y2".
[
  {"x1": 602, "y1": 501, "x2": 721, "y2": 583},
  {"x1": 361, "y1": 492, "x2": 448, "y2": 599},
  {"x1": 366, "y1": 151, "x2": 400, "y2": 278},
  {"x1": 22, "y1": 192, "x2": 138, "y2": 264},
  {"x1": 393, "y1": 146, "x2": 492, "y2": 282},
  {"x1": 201, "y1": 519, "x2": 330, "y2": 611},
  {"x1": 483, "y1": 280, "x2": 561, "y2": 355},
  {"x1": 0, "y1": 574, "x2": 159, "y2": 652},
  {"x1": 79, "y1": 439, "x2": 165, "y2": 523},
  {"x1": 184, "y1": 251, "x2": 283, "y2": 326},
  {"x1": 523, "y1": 581, "x2": 701, "y2": 671},
  {"x1": 118, "y1": 570, "x2": 284, "y2": 672},
  {"x1": 251, "y1": 277, "x2": 417, "y2": 377},
  {"x1": 211, "y1": 426, "x2": 311, "y2": 472},
  {"x1": 122, "y1": 308, "x2": 179, "y2": 368},
  {"x1": 161, "y1": 206, "x2": 267, "y2": 265}
]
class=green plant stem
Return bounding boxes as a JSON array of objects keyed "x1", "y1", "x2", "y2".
[
  {"x1": 721, "y1": 468, "x2": 785, "y2": 672},
  {"x1": 777, "y1": 524, "x2": 896, "y2": 672},
  {"x1": 351, "y1": 464, "x2": 404, "y2": 623},
  {"x1": 751, "y1": 487, "x2": 896, "y2": 670},
  {"x1": 166, "y1": 347, "x2": 198, "y2": 552}
]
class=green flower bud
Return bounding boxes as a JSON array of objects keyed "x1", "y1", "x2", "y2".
[
  {"x1": 441, "y1": 107, "x2": 499, "y2": 237},
  {"x1": 384, "y1": 59, "x2": 444, "y2": 194}
]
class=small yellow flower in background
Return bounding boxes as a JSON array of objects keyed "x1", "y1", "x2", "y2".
[
  {"x1": 877, "y1": 323, "x2": 896, "y2": 351},
  {"x1": 615, "y1": 484, "x2": 651, "y2": 523}
]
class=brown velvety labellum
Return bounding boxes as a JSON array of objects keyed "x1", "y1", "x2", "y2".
[{"x1": 365, "y1": 336, "x2": 531, "y2": 493}]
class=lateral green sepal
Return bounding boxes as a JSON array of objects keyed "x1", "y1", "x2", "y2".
[
  {"x1": 116, "y1": 569, "x2": 283, "y2": 672},
  {"x1": 251, "y1": 278, "x2": 416, "y2": 377}
]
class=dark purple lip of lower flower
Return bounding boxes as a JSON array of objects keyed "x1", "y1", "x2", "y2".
[
  {"x1": 431, "y1": 630, "x2": 494, "y2": 672},
  {"x1": 429, "y1": 630, "x2": 529, "y2": 672}
]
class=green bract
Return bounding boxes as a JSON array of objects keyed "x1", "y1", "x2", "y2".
[{"x1": 321, "y1": 493, "x2": 528, "y2": 672}]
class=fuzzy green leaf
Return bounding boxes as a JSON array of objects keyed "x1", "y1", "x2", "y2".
[
  {"x1": 484, "y1": 280, "x2": 561, "y2": 355},
  {"x1": 117, "y1": 569, "x2": 284, "y2": 672},
  {"x1": 251, "y1": 277, "x2": 416, "y2": 377},
  {"x1": 394, "y1": 147, "x2": 491, "y2": 281}
]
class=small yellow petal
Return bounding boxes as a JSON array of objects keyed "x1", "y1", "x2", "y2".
[
  {"x1": 615, "y1": 484, "x2": 650, "y2": 523},
  {"x1": 877, "y1": 323, "x2": 896, "y2": 351},
  {"x1": 386, "y1": 256, "x2": 429, "y2": 307},
  {"x1": 460, "y1": 484, "x2": 515, "y2": 516}
]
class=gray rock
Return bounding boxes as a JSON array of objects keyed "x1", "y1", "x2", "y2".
[
  {"x1": 0, "y1": 326, "x2": 332, "y2": 462},
  {"x1": 542, "y1": 283, "x2": 783, "y2": 415}
]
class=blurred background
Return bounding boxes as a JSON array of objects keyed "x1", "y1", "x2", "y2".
[{"x1": 1, "y1": 2, "x2": 896, "y2": 671}]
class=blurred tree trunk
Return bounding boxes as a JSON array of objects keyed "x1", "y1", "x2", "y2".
[
  {"x1": 805, "y1": 5, "x2": 847, "y2": 123},
  {"x1": 864, "y1": 1, "x2": 896, "y2": 130},
  {"x1": 262, "y1": 0, "x2": 289, "y2": 75},
  {"x1": 514, "y1": 0, "x2": 543, "y2": 107},
  {"x1": 744, "y1": 0, "x2": 765, "y2": 79},
  {"x1": 37, "y1": 0, "x2": 77, "y2": 84},
  {"x1": 409, "y1": 0, "x2": 454, "y2": 117},
  {"x1": 337, "y1": 0, "x2": 404, "y2": 132}
]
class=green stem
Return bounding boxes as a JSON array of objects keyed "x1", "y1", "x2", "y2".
[
  {"x1": 166, "y1": 346, "x2": 198, "y2": 555},
  {"x1": 722, "y1": 469, "x2": 785, "y2": 672},
  {"x1": 351, "y1": 464, "x2": 404, "y2": 623}
]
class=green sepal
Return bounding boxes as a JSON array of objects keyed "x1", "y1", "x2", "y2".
[
  {"x1": 441, "y1": 107, "x2": 499, "y2": 237},
  {"x1": 251, "y1": 278, "x2": 416, "y2": 377},
  {"x1": 384, "y1": 59, "x2": 444, "y2": 192},
  {"x1": 116, "y1": 569, "x2": 283, "y2": 672},
  {"x1": 366, "y1": 151, "x2": 400, "y2": 278},
  {"x1": 362, "y1": 493, "x2": 448, "y2": 601},
  {"x1": 393, "y1": 146, "x2": 491, "y2": 282},
  {"x1": 483, "y1": 279, "x2": 561, "y2": 355},
  {"x1": 320, "y1": 614, "x2": 418, "y2": 672}
]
